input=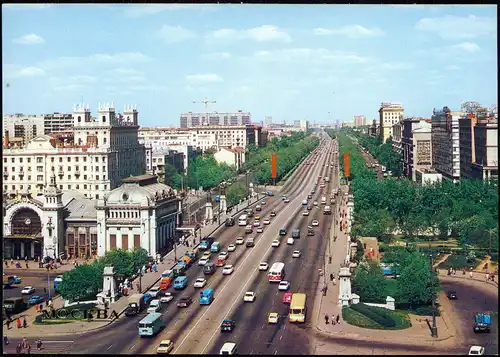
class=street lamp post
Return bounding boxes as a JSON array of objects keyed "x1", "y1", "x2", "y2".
[
  {"x1": 246, "y1": 171, "x2": 250, "y2": 207},
  {"x1": 429, "y1": 253, "x2": 438, "y2": 338}
]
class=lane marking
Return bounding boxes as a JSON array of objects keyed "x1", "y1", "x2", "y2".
[
  {"x1": 130, "y1": 344, "x2": 136, "y2": 350},
  {"x1": 106, "y1": 345, "x2": 113, "y2": 351},
  {"x1": 279, "y1": 335, "x2": 283, "y2": 340},
  {"x1": 274, "y1": 350, "x2": 278, "y2": 354},
  {"x1": 42, "y1": 341, "x2": 74, "y2": 343}
]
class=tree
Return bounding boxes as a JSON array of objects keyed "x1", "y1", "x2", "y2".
[
  {"x1": 100, "y1": 249, "x2": 134, "y2": 278},
  {"x1": 58, "y1": 264, "x2": 102, "y2": 302},
  {"x1": 226, "y1": 182, "x2": 247, "y2": 207},
  {"x1": 130, "y1": 248, "x2": 149, "y2": 274},
  {"x1": 352, "y1": 261, "x2": 387, "y2": 303}
]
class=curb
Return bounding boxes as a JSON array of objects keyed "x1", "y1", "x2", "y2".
[{"x1": 437, "y1": 270, "x2": 498, "y2": 287}]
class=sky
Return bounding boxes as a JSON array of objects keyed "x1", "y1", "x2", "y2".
[{"x1": 2, "y1": 4, "x2": 498, "y2": 127}]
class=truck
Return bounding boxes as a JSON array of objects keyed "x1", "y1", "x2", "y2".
[
  {"x1": 200, "y1": 288, "x2": 214, "y2": 305},
  {"x1": 125, "y1": 293, "x2": 145, "y2": 317},
  {"x1": 323, "y1": 206, "x2": 332, "y2": 215},
  {"x1": 473, "y1": 313, "x2": 491, "y2": 333}
]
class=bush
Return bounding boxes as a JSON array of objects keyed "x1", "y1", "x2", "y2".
[
  {"x1": 438, "y1": 254, "x2": 479, "y2": 270},
  {"x1": 350, "y1": 303, "x2": 396, "y2": 328},
  {"x1": 396, "y1": 303, "x2": 441, "y2": 316}
]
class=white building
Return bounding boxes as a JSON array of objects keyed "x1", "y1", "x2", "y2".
[
  {"x1": 2, "y1": 103, "x2": 145, "y2": 199},
  {"x1": 379, "y1": 102, "x2": 404, "y2": 143},
  {"x1": 180, "y1": 110, "x2": 251, "y2": 128},
  {"x1": 213, "y1": 147, "x2": 246, "y2": 171},
  {"x1": 415, "y1": 169, "x2": 443, "y2": 186}
]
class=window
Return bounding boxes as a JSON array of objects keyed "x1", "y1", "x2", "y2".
[
  {"x1": 12, "y1": 167, "x2": 15, "y2": 172},
  {"x1": 95, "y1": 166, "x2": 99, "y2": 172},
  {"x1": 83, "y1": 157, "x2": 87, "y2": 162},
  {"x1": 95, "y1": 185, "x2": 99, "y2": 189},
  {"x1": 27, "y1": 158, "x2": 31, "y2": 163},
  {"x1": 67, "y1": 157, "x2": 71, "y2": 162},
  {"x1": 28, "y1": 175, "x2": 32, "y2": 181},
  {"x1": 67, "y1": 166, "x2": 71, "y2": 171},
  {"x1": 110, "y1": 234, "x2": 116, "y2": 249},
  {"x1": 20, "y1": 158, "x2": 23, "y2": 163},
  {"x1": 122, "y1": 235, "x2": 128, "y2": 250},
  {"x1": 96, "y1": 175, "x2": 99, "y2": 180},
  {"x1": 68, "y1": 185, "x2": 71, "y2": 189},
  {"x1": 102, "y1": 166, "x2": 106, "y2": 172},
  {"x1": 134, "y1": 235, "x2": 140, "y2": 249},
  {"x1": 11, "y1": 176, "x2": 15, "y2": 180},
  {"x1": 3, "y1": 158, "x2": 6, "y2": 163},
  {"x1": 37, "y1": 175, "x2": 43, "y2": 181},
  {"x1": 104, "y1": 137, "x2": 107, "y2": 144},
  {"x1": 84, "y1": 175, "x2": 87, "y2": 180},
  {"x1": 59, "y1": 185, "x2": 63, "y2": 189},
  {"x1": 84, "y1": 184, "x2": 88, "y2": 189},
  {"x1": 96, "y1": 194, "x2": 99, "y2": 199},
  {"x1": 59, "y1": 158, "x2": 63, "y2": 162},
  {"x1": 11, "y1": 158, "x2": 14, "y2": 163},
  {"x1": 76, "y1": 184, "x2": 80, "y2": 189},
  {"x1": 28, "y1": 185, "x2": 31, "y2": 189},
  {"x1": 102, "y1": 175, "x2": 106, "y2": 180},
  {"x1": 37, "y1": 166, "x2": 43, "y2": 172},
  {"x1": 68, "y1": 175, "x2": 71, "y2": 180},
  {"x1": 75, "y1": 157, "x2": 79, "y2": 162},
  {"x1": 36, "y1": 157, "x2": 43, "y2": 163},
  {"x1": 84, "y1": 166, "x2": 87, "y2": 171},
  {"x1": 50, "y1": 157, "x2": 54, "y2": 162}
]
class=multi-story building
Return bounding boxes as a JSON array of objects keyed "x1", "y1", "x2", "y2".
[
  {"x1": 214, "y1": 147, "x2": 246, "y2": 171},
  {"x1": 43, "y1": 112, "x2": 74, "y2": 134},
  {"x1": 459, "y1": 109, "x2": 498, "y2": 180},
  {"x1": 369, "y1": 119, "x2": 379, "y2": 138},
  {"x1": 354, "y1": 115, "x2": 367, "y2": 127},
  {"x1": 264, "y1": 116, "x2": 273, "y2": 127},
  {"x1": 415, "y1": 168, "x2": 442, "y2": 186},
  {"x1": 431, "y1": 106, "x2": 463, "y2": 182},
  {"x1": 378, "y1": 102, "x2": 404, "y2": 143},
  {"x1": 180, "y1": 110, "x2": 251, "y2": 128},
  {"x1": 341, "y1": 122, "x2": 355, "y2": 128},
  {"x1": 402, "y1": 118, "x2": 432, "y2": 181},
  {"x1": 2, "y1": 103, "x2": 145, "y2": 199},
  {"x1": 391, "y1": 120, "x2": 403, "y2": 155},
  {"x1": 3, "y1": 114, "x2": 45, "y2": 147}
]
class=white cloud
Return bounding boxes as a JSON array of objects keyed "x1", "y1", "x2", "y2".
[
  {"x1": 4, "y1": 64, "x2": 45, "y2": 78},
  {"x1": 111, "y1": 68, "x2": 144, "y2": 76},
  {"x1": 122, "y1": 4, "x2": 214, "y2": 18},
  {"x1": 39, "y1": 52, "x2": 152, "y2": 72},
  {"x1": 69, "y1": 75, "x2": 97, "y2": 83},
  {"x1": 186, "y1": 73, "x2": 224, "y2": 83},
  {"x1": 207, "y1": 25, "x2": 291, "y2": 43},
  {"x1": 415, "y1": 15, "x2": 496, "y2": 40},
  {"x1": 378, "y1": 62, "x2": 414, "y2": 70},
  {"x1": 446, "y1": 65, "x2": 461, "y2": 71},
  {"x1": 253, "y1": 48, "x2": 371, "y2": 65},
  {"x1": 201, "y1": 52, "x2": 232, "y2": 60},
  {"x1": 158, "y1": 25, "x2": 196, "y2": 43},
  {"x1": 313, "y1": 25, "x2": 385, "y2": 38},
  {"x1": 450, "y1": 42, "x2": 481, "y2": 53},
  {"x1": 53, "y1": 84, "x2": 85, "y2": 92},
  {"x1": 12, "y1": 33, "x2": 45, "y2": 45}
]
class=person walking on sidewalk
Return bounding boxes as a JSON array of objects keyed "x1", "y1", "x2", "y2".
[
  {"x1": 336, "y1": 314, "x2": 340, "y2": 324},
  {"x1": 23, "y1": 317, "x2": 27, "y2": 328},
  {"x1": 331, "y1": 314, "x2": 336, "y2": 325},
  {"x1": 3, "y1": 335, "x2": 9, "y2": 345},
  {"x1": 324, "y1": 314, "x2": 329, "y2": 325},
  {"x1": 6, "y1": 319, "x2": 11, "y2": 330},
  {"x1": 330, "y1": 273, "x2": 334, "y2": 282},
  {"x1": 16, "y1": 318, "x2": 21, "y2": 329}
]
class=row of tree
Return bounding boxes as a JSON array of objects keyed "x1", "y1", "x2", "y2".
[
  {"x1": 58, "y1": 248, "x2": 150, "y2": 302},
  {"x1": 326, "y1": 129, "x2": 498, "y2": 252}
]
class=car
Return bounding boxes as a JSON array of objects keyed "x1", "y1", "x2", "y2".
[
  {"x1": 281, "y1": 195, "x2": 287, "y2": 200},
  {"x1": 219, "y1": 251, "x2": 229, "y2": 259},
  {"x1": 194, "y1": 278, "x2": 207, "y2": 288},
  {"x1": 284, "y1": 198, "x2": 290, "y2": 203},
  {"x1": 256, "y1": 227, "x2": 263, "y2": 233},
  {"x1": 246, "y1": 238, "x2": 255, "y2": 247},
  {"x1": 28, "y1": 295, "x2": 44, "y2": 305},
  {"x1": 311, "y1": 220, "x2": 319, "y2": 226},
  {"x1": 278, "y1": 281, "x2": 290, "y2": 291},
  {"x1": 307, "y1": 205, "x2": 313, "y2": 210},
  {"x1": 268, "y1": 312, "x2": 279, "y2": 324},
  {"x1": 201, "y1": 251, "x2": 211, "y2": 259},
  {"x1": 307, "y1": 194, "x2": 312, "y2": 199},
  {"x1": 143, "y1": 293, "x2": 153, "y2": 304},
  {"x1": 279, "y1": 228, "x2": 287, "y2": 236},
  {"x1": 302, "y1": 211, "x2": 309, "y2": 216},
  {"x1": 147, "y1": 299, "x2": 161, "y2": 313},
  {"x1": 263, "y1": 219, "x2": 271, "y2": 225},
  {"x1": 270, "y1": 211, "x2": 276, "y2": 217},
  {"x1": 254, "y1": 215, "x2": 260, "y2": 220},
  {"x1": 302, "y1": 199, "x2": 308, "y2": 205},
  {"x1": 253, "y1": 221, "x2": 260, "y2": 227},
  {"x1": 267, "y1": 191, "x2": 274, "y2": 196},
  {"x1": 220, "y1": 319, "x2": 236, "y2": 332},
  {"x1": 243, "y1": 291, "x2": 256, "y2": 302},
  {"x1": 13, "y1": 276, "x2": 22, "y2": 284},
  {"x1": 292, "y1": 250, "x2": 301, "y2": 258},
  {"x1": 287, "y1": 237, "x2": 294, "y2": 245},
  {"x1": 313, "y1": 201, "x2": 318, "y2": 206},
  {"x1": 272, "y1": 240, "x2": 280, "y2": 247},
  {"x1": 235, "y1": 236, "x2": 245, "y2": 245},
  {"x1": 282, "y1": 292, "x2": 293, "y2": 304},
  {"x1": 148, "y1": 286, "x2": 161, "y2": 298},
  {"x1": 160, "y1": 292, "x2": 174, "y2": 304},
  {"x1": 222, "y1": 265, "x2": 234, "y2": 275},
  {"x1": 157, "y1": 340, "x2": 174, "y2": 354},
  {"x1": 447, "y1": 290, "x2": 457, "y2": 300},
  {"x1": 21, "y1": 286, "x2": 35, "y2": 295},
  {"x1": 177, "y1": 296, "x2": 193, "y2": 308},
  {"x1": 259, "y1": 262, "x2": 269, "y2": 271},
  {"x1": 198, "y1": 257, "x2": 209, "y2": 266},
  {"x1": 227, "y1": 243, "x2": 236, "y2": 252},
  {"x1": 468, "y1": 346, "x2": 485, "y2": 355},
  {"x1": 260, "y1": 200, "x2": 267, "y2": 205}
]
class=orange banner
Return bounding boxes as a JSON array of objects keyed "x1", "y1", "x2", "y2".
[
  {"x1": 271, "y1": 153, "x2": 277, "y2": 179},
  {"x1": 344, "y1": 153, "x2": 350, "y2": 178}
]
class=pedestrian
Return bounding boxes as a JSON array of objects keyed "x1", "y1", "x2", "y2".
[
  {"x1": 45, "y1": 300, "x2": 49, "y2": 308},
  {"x1": 6, "y1": 319, "x2": 11, "y2": 330},
  {"x1": 35, "y1": 304, "x2": 39, "y2": 313},
  {"x1": 486, "y1": 273, "x2": 490, "y2": 281},
  {"x1": 16, "y1": 343, "x2": 22, "y2": 354},
  {"x1": 470, "y1": 271, "x2": 473, "y2": 279},
  {"x1": 3, "y1": 335, "x2": 9, "y2": 345},
  {"x1": 336, "y1": 314, "x2": 340, "y2": 324},
  {"x1": 27, "y1": 343, "x2": 31, "y2": 354},
  {"x1": 44, "y1": 287, "x2": 47, "y2": 294},
  {"x1": 330, "y1": 273, "x2": 334, "y2": 282},
  {"x1": 26, "y1": 262, "x2": 29, "y2": 269},
  {"x1": 331, "y1": 314, "x2": 336, "y2": 325},
  {"x1": 333, "y1": 278, "x2": 336, "y2": 285},
  {"x1": 10, "y1": 258, "x2": 14, "y2": 265},
  {"x1": 324, "y1": 314, "x2": 329, "y2": 324},
  {"x1": 23, "y1": 317, "x2": 27, "y2": 328},
  {"x1": 39, "y1": 304, "x2": 43, "y2": 312},
  {"x1": 16, "y1": 318, "x2": 21, "y2": 329},
  {"x1": 5, "y1": 261, "x2": 8, "y2": 268}
]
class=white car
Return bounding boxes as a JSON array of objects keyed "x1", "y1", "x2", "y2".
[
  {"x1": 302, "y1": 211, "x2": 309, "y2": 216},
  {"x1": 198, "y1": 257, "x2": 209, "y2": 266},
  {"x1": 263, "y1": 219, "x2": 271, "y2": 225},
  {"x1": 271, "y1": 240, "x2": 280, "y2": 247},
  {"x1": 194, "y1": 278, "x2": 207, "y2": 288},
  {"x1": 292, "y1": 250, "x2": 301, "y2": 258},
  {"x1": 257, "y1": 227, "x2": 263, "y2": 233},
  {"x1": 147, "y1": 299, "x2": 161, "y2": 313},
  {"x1": 469, "y1": 346, "x2": 485, "y2": 355},
  {"x1": 253, "y1": 221, "x2": 260, "y2": 227},
  {"x1": 148, "y1": 286, "x2": 161, "y2": 298},
  {"x1": 236, "y1": 237, "x2": 245, "y2": 245},
  {"x1": 278, "y1": 281, "x2": 290, "y2": 291},
  {"x1": 311, "y1": 220, "x2": 319, "y2": 227},
  {"x1": 21, "y1": 286, "x2": 35, "y2": 295},
  {"x1": 284, "y1": 198, "x2": 290, "y2": 203},
  {"x1": 243, "y1": 291, "x2": 256, "y2": 302},
  {"x1": 302, "y1": 199, "x2": 308, "y2": 205},
  {"x1": 160, "y1": 292, "x2": 174, "y2": 303},
  {"x1": 287, "y1": 237, "x2": 294, "y2": 245},
  {"x1": 259, "y1": 262, "x2": 269, "y2": 271},
  {"x1": 228, "y1": 243, "x2": 236, "y2": 252},
  {"x1": 313, "y1": 201, "x2": 318, "y2": 206},
  {"x1": 222, "y1": 265, "x2": 234, "y2": 275},
  {"x1": 218, "y1": 251, "x2": 229, "y2": 259}
]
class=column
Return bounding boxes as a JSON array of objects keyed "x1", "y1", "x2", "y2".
[
  {"x1": 21, "y1": 244, "x2": 25, "y2": 259},
  {"x1": 31, "y1": 243, "x2": 35, "y2": 258}
]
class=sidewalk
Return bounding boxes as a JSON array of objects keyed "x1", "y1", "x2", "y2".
[
  {"x1": 3, "y1": 258, "x2": 96, "y2": 274},
  {"x1": 3, "y1": 195, "x2": 263, "y2": 338}
]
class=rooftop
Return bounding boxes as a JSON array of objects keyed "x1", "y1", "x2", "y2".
[{"x1": 121, "y1": 174, "x2": 159, "y2": 185}]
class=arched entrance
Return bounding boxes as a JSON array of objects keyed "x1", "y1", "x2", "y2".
[{"x1": 6, "y1": 208, "x2": 43, "y2": 259}]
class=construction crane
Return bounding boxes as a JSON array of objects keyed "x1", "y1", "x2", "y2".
[{"x1": 192, "y1": 98, "x2": 216, "y2": 125}]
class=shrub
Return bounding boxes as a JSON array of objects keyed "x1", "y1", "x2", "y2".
[
  {"x1": 350, "y1": 303, "x2": 396, "y2": 328},
  {"x1": 438, "y1": 254, "x2": 479, "y2": 270}
]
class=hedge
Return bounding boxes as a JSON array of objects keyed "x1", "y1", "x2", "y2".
[{"x1": 350, "y1": 303, "x2": 396, "y2": 328}]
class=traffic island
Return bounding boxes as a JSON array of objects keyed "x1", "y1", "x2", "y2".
[{"x1": 341, "y1": 305, "x2": 411, "y2": 330}]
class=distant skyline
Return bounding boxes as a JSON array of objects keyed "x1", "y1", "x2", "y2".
[{"x1": 2, "y1": 4, "x2": 497, "y2": 126}]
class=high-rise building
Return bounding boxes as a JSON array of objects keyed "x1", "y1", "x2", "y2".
[
  {"x1": 431, "y1": 106, "x2": 463, "y2": 182},
  {"x1": 44, "y1": 113, "x2": 74, "y2": 134},
  {"x1": 3, "y1": 114, "x2": 45, "y2": 147},
  {"x1": 402, "y1": 118, "x2": 432, "y2": 181},
  {"x1": 379, "y1": 102, "x2": 404, "y2": 143},
  {"x1": 354, "y1": 115, "x2": 367, "y2": 127},
  {"x1": 180, "y1": 110, "x2": 251, "y2": 128}
]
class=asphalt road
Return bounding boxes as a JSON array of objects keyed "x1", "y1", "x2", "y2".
[{"x1": 3, "y1": 271, "x2": 60, "y2": 306}]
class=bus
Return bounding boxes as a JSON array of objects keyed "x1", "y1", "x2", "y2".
[
  {"x1": 268, "y1": 262, "x2": 285, "y2": 282},
  {"x1": 289, "y1": 293, "x2": 307, "y2": 323},
  {"x1": 238, "y1": 214, "x2": 248, "y2": 226},
  {"x1": 53, "y1": 275, "x2": 63, "y2": 292},
  {"x1": 138, "y1": 313, "x2": 164, "y2": 337}
]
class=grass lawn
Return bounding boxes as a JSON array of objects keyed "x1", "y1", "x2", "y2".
[
  {"x1": 384, "y1": 278, "x2": 398, "y2": 298},
  {"x1": 342, "y1": 306, "x2": 411, "y2": 330},
  {"x1": 34, "y1": 319, "x2": 73, "y2": 325}
]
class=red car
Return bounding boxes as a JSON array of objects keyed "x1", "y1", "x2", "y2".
[{"x1": 282, "y1": 292, "x2": 293, "y2": 304}]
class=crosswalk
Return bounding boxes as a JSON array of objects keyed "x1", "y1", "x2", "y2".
[{"x1": 3, "y1": 340, "x2": 74, "y2": 354}]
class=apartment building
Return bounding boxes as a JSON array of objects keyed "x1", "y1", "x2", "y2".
[
  {"x1": 391, "y1": 120, "x2": 403, "y2": 156},
  {"x1": 2, "y1": 103, "x2": 145, "y2": 199},
  {"x1": 402, "y1": 118, "x2": 432, "y2": 181},
  {"x1": 145, "y1": 145, "x2": 201, "y2": 175},
  {"x1": 431, "y1": 107, "x2": 463, "y2": 182},
  {"x1": 214, "y1": 147, "x2": 246, "y2": 171},
  {"x1": 3, "y1": 114, "x2": 45, "y2": 147},
  {"x1": 43, "y1": 112, "x2": 74, "y2": 134},
  {"x1": 459, "y1": 109, "x2": 498, "y2": 180},
  {"x1": 180, "y1": 110, "x2": 251, "y2": 128},
  {"x1": 379, "y1": 102, "x2": 404, "y2": 143},
  {"x1": 368, "y1": 119, "x2": 379, "y2": 138},
  {"x1": 354, "y1": 115, "x2": 367, "y2": 127}
]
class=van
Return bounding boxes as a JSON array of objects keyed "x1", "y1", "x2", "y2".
[
  {"x1": 173, "y1": 264, "x2": 186, "y2": 277},
  {"x1": 211, "y1": 242, "x2": 221, "y2": 253},
  {"x1": 200, "y1": 288, "x2": 214, "y2": 305},
  {"x1": 173, "y1": 276, "x2": 188, "y2": 290},
  {"x1": 245, "y1": 208, "x2": 254, "y2": 217},
  {"x1": 203, "y1": 262, "x2": 216, "y2": 275},
  {"x1": 3, "y1": 297, "x2": 27, "y2": 314},
  {"x1": 220, "y1": 342, "x2": 237, "y2": 355},
  {"x1": 292, "y1": 229, "x2": 300, "y2": 239}
]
